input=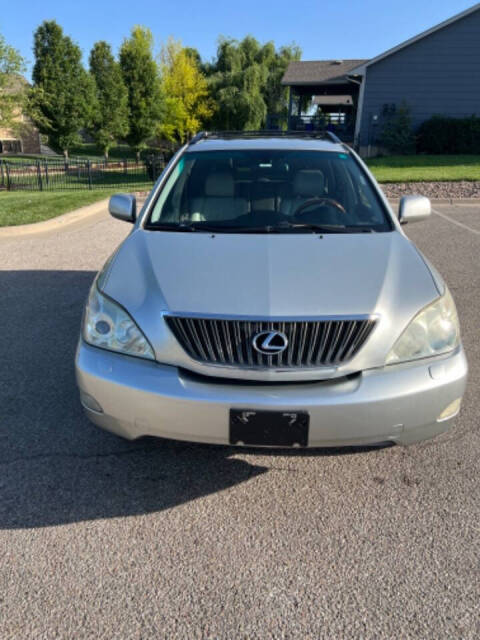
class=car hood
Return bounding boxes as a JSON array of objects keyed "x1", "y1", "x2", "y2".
[{"x1": 101, "y1": 229, "x2": 441, "y2": 372}]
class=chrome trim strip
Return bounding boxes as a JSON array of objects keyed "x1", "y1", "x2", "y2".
[
  {"x1": 306, "y1": 321, "x2": 320, "y2": 366},
  {"x1": 186, "y1": 318, "x2": 207, "y2": 361},
  {"x1": 164, "y1": 311, "x2": 379, "y2": 322},
  {"x1": 180, "y1": 360, "x2": 338, "y2": 375},
  {"x1": 199, "y1": 318, "x2": 217, "y2": 362},
  {"x1": 338, "y1": 320, "x2": 357, "y2": 362},
  {"x1": 325, "y1": 320, "x2": 344, "y2": 364},
  {"x1": 222, "y1": 320, "x2": 234, "y2": 363},
  {"x1": 211, "y1": 320, "x2": 226, "y2": 363},
  {"x1": 317, "y1": 321, "x2": 332, "y2": 364}
]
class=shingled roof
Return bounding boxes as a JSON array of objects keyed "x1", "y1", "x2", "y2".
[{"x1": 281, "y1": 59, "x2": 368, "y2": 86}]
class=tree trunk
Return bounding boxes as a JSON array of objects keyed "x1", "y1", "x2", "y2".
[
  {"x1": 64, "y1": 149, "x2": 69, "y2": 160},
  {"x1": 136, "y1": 150, "x2": 140, "y2": 163},
  {"x1": 104, "y1": 149, "x2": 109, "y2": 160}
]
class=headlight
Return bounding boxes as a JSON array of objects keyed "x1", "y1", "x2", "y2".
[
  {"x1": 386, "y1": 288, "x2": 459, "y2": 364},
  {"x1": 83, "y1": 283, "x2": 155, "y2": 360}
]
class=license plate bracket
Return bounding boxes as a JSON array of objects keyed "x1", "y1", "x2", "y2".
[{"x1": 229, "y1": 409, "x2": 309, "y2": 447}]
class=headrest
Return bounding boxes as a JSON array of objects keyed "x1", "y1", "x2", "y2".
[
  {"x1": 205, "y1": 172, "x2": 234, "y2": 197},
  {"x1": 293, "y1": 170, "x2": 325, "y2": 197}
]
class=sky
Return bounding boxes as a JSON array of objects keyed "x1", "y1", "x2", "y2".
[{"x1": 1, "y1": 0, "x2": 476, "y2": 78}]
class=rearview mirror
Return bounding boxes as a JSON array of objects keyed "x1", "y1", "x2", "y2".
[
  {"x1": 398, "y1": 195, "x2": 431, "y2": 224},
  {"x1": 109, "y1": 193, "x2": 136, "y2": 223}
]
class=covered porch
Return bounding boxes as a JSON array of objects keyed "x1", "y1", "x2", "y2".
[{"x1": 278, "y1": 59, "x2": 366, "y2": 142}]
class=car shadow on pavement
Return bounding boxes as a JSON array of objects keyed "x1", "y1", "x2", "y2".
[{"x1": 0, "y1": 269, "x2": 381, "y2": 529}]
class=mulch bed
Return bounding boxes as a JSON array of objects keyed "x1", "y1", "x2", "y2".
[{"x1": 380, "y1": 181, "x2": 480, "y2": 199}]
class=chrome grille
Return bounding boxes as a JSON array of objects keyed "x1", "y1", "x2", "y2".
[{"x1": 166, "y1": 316, "x2": 377, "y2": 368}]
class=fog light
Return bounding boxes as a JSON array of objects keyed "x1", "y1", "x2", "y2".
[
  {"x1": 437, "y1": 397, "x2": 462, "y2": 422},
  {"x1": 80, "y1": 391, "x2": 103, "y2": 413}
]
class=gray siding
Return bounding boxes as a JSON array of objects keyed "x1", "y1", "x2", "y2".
[{"x1": 359, "y1": 8, "x2": 480, "y2": 147}]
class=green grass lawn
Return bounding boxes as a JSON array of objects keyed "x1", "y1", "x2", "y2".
[
  {"x1": 367, "y1": 155, "x2": 480, "y2": 183},
  {"x1": 2, "y1": 153, "x2": 62, "y2": 161},
  {"x1": 0, "y1": 188, "x2": 146, "y2": 227}
]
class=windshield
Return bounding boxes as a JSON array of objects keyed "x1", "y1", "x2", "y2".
[{"x1": 146, "y1": 149, "x2": 392, "y2": 233}]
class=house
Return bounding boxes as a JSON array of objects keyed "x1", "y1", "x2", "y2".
[
  {"x1": 0, "y1": 75, "x2": 41, "y2": 154},
  {"x1": 281, "y1": 3, "x2": 480, "y2": 155},
  {"x1": 281, "y1": 59, "x2": 366, "y2": 142}
]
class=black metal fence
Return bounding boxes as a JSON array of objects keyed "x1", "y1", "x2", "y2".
[{"x1": 0, "y1": 155, "x2": 167, "y2": 191}]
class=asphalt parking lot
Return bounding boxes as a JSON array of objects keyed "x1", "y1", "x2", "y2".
[{"x1": 0, "y1": 201, "x2": 479, "y2": 638}]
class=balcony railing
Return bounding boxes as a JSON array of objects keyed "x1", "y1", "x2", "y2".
[{"x1": 288, "y1": 115, "x2": 354, "y2": 140}]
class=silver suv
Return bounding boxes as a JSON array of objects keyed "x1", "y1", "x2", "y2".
[{"x1": 75, "y1": 132, "x2": 467, "y2": 447}]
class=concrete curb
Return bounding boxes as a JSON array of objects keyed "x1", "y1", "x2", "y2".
[
  {"x1": 432, "y1": 198, "x2": 480, "y2": 205},
  {"x1": 388, "y1": 198, "x2": 480, "y2": 206},
  {"x1": 0, "y1": 198, "x2": 109, "y2": 238}
]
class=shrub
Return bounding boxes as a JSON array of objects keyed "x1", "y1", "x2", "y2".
[
  {"x1": 417, "y1": 115, "x2": 480, "y2": 154},
  {"x1": 378, "y1": 103, "x2": 416, "y2": 155}
]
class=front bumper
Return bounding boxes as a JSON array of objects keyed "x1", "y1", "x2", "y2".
[{"x1": 75, "y1": 340, "x2": 468, "y2": 447}]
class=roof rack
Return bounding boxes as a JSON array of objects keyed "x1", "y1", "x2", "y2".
[
  {"x1": 188, "y1": 131, "x2": 209, "y2": 145},
  {"x1": 188, "y1": 130, "x2": 344, "y2": 145}
]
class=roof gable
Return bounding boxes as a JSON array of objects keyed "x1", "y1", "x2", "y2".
[{"x1": 350, "y1": 2, "x2": 480, "y2": 73}]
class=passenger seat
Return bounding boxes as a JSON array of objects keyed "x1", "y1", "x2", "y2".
[{"x1": 190, "y1": 172, "x2": 247, "y2": 221}]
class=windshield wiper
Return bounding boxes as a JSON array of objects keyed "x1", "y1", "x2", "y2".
[
  {"x1": 145, "y1": 222, "x2": 229, "y2": 232},
  {"x1": 146, "y1": 222, "x2": 286, "y2": 233},
  {"x1": 285, "y1": 222, "x2": 378, "y2": 233},
  {"x1": 188, "y1": 222, "x2": 354, "y2": 234},
  {"x1": 145, "y1": 222, "x2": 191, "y2": 231},
  {"x1": 146, "y1": 221, "x2": 378, "y2": 234},
  {"x1": 279, "y1": 222, "x2": 349, "y2": 233}
]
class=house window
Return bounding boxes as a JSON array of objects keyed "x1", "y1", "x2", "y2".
[{"x1": 0, "y1": 139, "x2": 22, "y2": 154}]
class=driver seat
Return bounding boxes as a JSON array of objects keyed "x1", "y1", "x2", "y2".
[{"x1": 280, "y1": 170, "x2": 326, "y2": 216}]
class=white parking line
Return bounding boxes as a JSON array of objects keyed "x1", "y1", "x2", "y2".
[{"x1": 432, "y1": 208, "x2": 480, "y2": 236}]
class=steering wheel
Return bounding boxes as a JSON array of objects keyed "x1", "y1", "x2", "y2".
[{"x1": 293, "y1": 197, "x2": 346, "y2": 218}]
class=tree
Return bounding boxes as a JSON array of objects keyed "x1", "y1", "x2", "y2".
[
  {"x1": 183, "y1": 47, "x2": 202, "y2": 69},
  {"x1": 207, "y1": 36, "x2": 266, "y2": 130},
  {"x1": 263, "y1": 44, "x2": 301, "y2": 126},
  {"x1": 119, "y1": 26, "x2": 163, "y2": 160},
  {"x1": 28, "y1": 21, "x2": 95, "y2": 157},
  {"x1": 157, "y1": 38, "x2": 215, "y2": 143},
  {"x1": 0, "y1": 33, "x2": 26, "y2": 132},
  {"x1": 206, "y1": 36, "x2": 301, "y2": 131},
  {"x1": 89, "y1": 41, "x2": 129, "y2": 158}
]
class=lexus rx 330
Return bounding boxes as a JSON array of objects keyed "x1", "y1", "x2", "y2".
[{"x1": 75, "y1": 132, "x2": 467, "y2": 447}]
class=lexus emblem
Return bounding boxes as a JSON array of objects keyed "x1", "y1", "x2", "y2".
[{"x1": 252, "y1": 330, "x2": 288, "y2": 355}]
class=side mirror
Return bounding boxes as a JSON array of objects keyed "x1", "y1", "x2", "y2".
[
  {"x1": 109, "y1": 193, "x2": 136, "y2": 223},
  {"x1": 398, "y1": 195, "x2": 431, "y2": 224}
]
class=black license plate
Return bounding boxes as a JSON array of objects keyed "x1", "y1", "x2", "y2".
[{"x1": 229, "y1": 409, "x2": 309, "y2": 447}]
